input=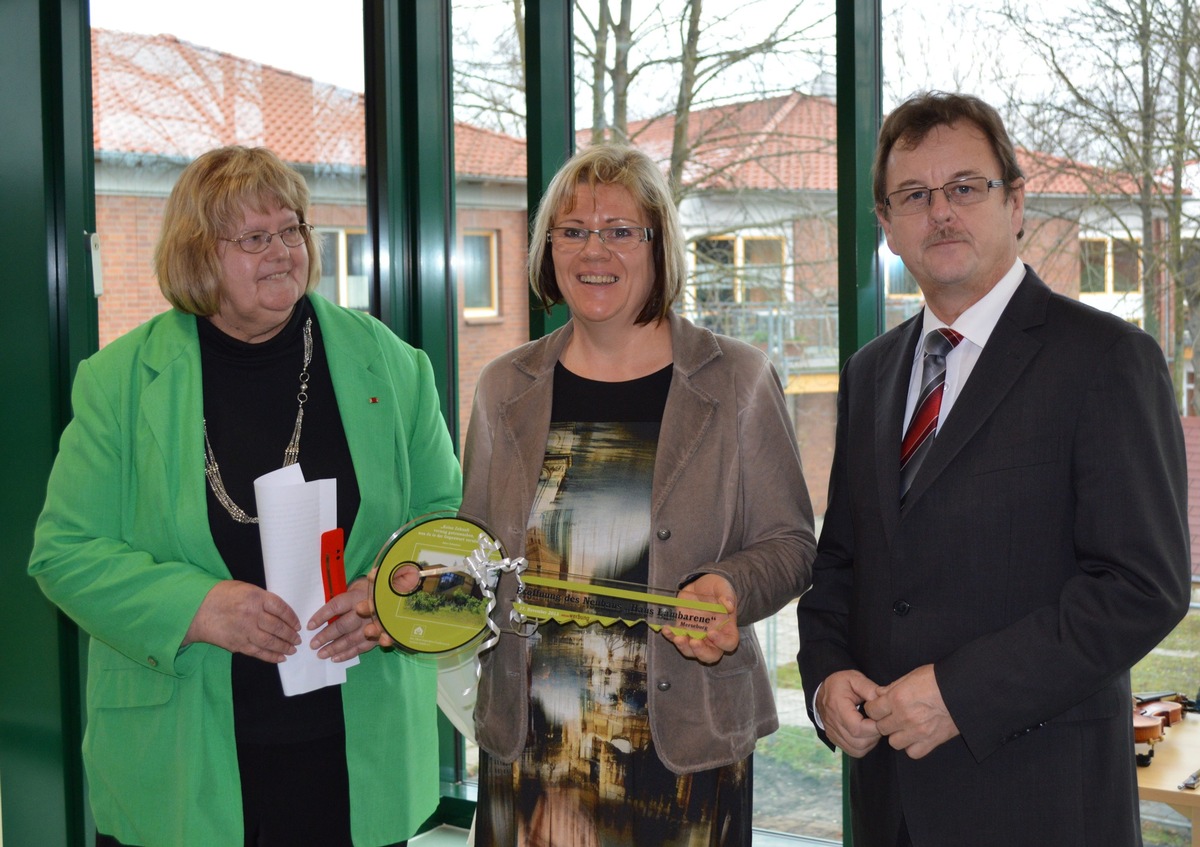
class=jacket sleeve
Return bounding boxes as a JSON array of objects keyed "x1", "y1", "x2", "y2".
[
  {"x1": 27, "y1": 358, "x2": 218, "y2": 676},
  {"x1": 397, "y1": 344, "x2": 463, "y2": 524},
  {"x1": 460, "y1": 360, "x2": 498, "y2": 531},
  {"x1": 688, "y1": 353, "x2": 817, "y2": 625},
  {"x1": 795, "y1": 357, "x2": 859, "y2": 734}
]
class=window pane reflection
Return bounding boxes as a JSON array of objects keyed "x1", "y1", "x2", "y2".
[
  {"x1": 452, "y1": 1, "x2": 530, "y2": 453},
  {"x1": 882, "y1": 3, "x2": 1196, "y2": 844},
  {"x1": 571, "y1": 0, "x2": 841, "y2": 839},
  {"x1": 89, "y1": 0, "x2": 367, "y2": 346}
]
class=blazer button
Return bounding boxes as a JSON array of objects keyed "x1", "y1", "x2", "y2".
[
  {"x1": 892, "y1": 600, "x2": 911, "y2": 616},
  {"x1": 657, "y1": 680, "x2": 672, "y2": 692},
  {"x1": 656, "y1": 528, "x2": 671, "y2": 540}
]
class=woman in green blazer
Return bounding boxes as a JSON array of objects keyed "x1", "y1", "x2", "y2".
[{"x1": 28, "y1": 146, "x2": 462, "y2": 846}]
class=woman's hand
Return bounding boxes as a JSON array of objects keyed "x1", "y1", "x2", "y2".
[
  {"x1": 352, "y1": 566, "x2": 399, "y2": 649},
  {"x1": 661, "y1": 573, "x2": 739, "y2": 664},
  {"x1": 308, "y1": 576, "x2": 382, "y2": 662},
  {"x1": 184, "y1": 580, "x2": 301, "y2": 663}
]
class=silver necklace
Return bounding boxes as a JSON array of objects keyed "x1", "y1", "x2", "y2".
[{"x1": 203, "y1": 317, "x2": 313, "y2": 524}]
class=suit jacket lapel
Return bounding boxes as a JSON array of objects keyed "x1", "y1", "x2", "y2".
[
  {"x1": 138, "y1": 311, "x2": 231, "y2": 576},
  {"x1": 876, "y1": 316, "x2": 923, "y2": 537},
  {"x1": 652, "y1": 313, "x2": 720, "y2": 514},
  {"x1": 495, "y1": 326, "x2": 565, "y2": 534},
  {"x1": 901, "y1": 271, "x2": 1048, "y2": 509},
  {"x1": 315, "y1": 303, "x2": 399, "y2": 569}
]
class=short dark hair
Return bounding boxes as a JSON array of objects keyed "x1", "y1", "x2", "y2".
[{"x1": 874, "y1": 91, "x2": 1025, "y2": 231}]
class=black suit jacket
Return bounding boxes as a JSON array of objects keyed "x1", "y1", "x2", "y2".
[{"x1": 797, "y1": 269, "x2": 1191, "y2": 846}]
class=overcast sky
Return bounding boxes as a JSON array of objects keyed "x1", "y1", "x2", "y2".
[
  {"x1": 89, "y1": 0, "x2": 366, "y2": 92},
  {"x1": 88, "y1": 0, "x2": 1022, "y2": 116}
]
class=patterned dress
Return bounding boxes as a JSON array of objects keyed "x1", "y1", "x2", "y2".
[{"x1": 476, "y1": 363, "x2": 751, "y2": 847}]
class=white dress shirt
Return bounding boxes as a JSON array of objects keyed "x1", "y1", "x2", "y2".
[{"x1": 901, "y1": 258, "x2": 1026, "y2": 437}]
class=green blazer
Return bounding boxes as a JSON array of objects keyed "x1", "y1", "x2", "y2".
[{"x1": 29, "y1": 295, "x2": 462, "y2": 846}]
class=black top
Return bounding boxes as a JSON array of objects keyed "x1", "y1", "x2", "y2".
[
  {"x1": 198, "y1": 297, "x2": 360, "y2": 743},
  {"x1": 551, "y1": 361, "x2": 673, "y2": 423}
]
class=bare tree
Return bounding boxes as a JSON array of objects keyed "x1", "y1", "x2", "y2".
[
  {"x1": 453, "y1": 0, "x2": 528, "y2": 136},
  {"x1": 451, "y1": 1, "x2": 840, "y2": 376},
  {"x1": 453, "y1": 1, "x2": 833, "y2": 194},
  {"x1": 998, "y1": 0, "x2": 1200, "y2": 411},
  {"x1": 573, "y1": 2, "x2": 832, "y2": 198}
]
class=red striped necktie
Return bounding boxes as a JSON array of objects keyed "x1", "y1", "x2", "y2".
[{"x1": 900, "y1": 327, "x2": 963, "y2": 503}]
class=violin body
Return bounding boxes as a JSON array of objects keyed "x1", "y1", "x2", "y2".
[
  {"x1": 1139, "y1": 699, "x2": 1183, "y2": 727},
  {"x1": 1131, "y1": 693, "x2": 1192, "y2": 767},
  {"x1": 1133, "y1": 711, "x2": 1164, "y2": 744}
]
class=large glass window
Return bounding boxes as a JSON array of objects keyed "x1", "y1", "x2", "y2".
[
  {"x1": 449, "y1": 0, "x2": 532, "y2": 788},
  {"x1": 450, "y1": 1, "x2": 530, "y2": 447},
  {"x1": 88, "y1": 0, "x2": 367, "y2": 346},
  {"x1": 882, "y1": 3, "x2": 1196, "y2": 844},
  {"x1": 570, "y1": 1, "x2": 842, "y2": 839}
]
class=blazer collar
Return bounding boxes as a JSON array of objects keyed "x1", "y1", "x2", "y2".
[
  {"x1": 510, "y1": 311, "x2": 722, "y2": 380},
  {"x1": 134, "y1": 297, "x2": 397, "y2": 572},
  {"x1": 874, "y1": 315, "x2": 921, "y2": 534},
  {"x1": 308, "y1": 296, "x2": 398, "y2": 565},
  {"x1": 133, "y1": 311, "x2": 228, "y2": 573}
]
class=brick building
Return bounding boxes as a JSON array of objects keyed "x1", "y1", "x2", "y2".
[{"x1": 91, "y1": 27, "x2": 1180, "y2": 527}]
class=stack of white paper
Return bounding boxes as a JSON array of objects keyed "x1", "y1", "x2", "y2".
[{"x1": 254, "y1": 464, "x2": 359, "y2": 696}]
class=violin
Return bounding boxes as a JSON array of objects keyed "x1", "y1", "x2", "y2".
[
  {"x1": 1131, "y1": 691, "x2": 1193, "y2": 767},
  {"x1": 1133, "y1": 711, "x2": 1164, "y2": 743},
  {"x1": 1139, "y1": 699, "x2": 1184, "y2": 727},
  {"x1": 1135, "y1": 691, "x2": 1197, "y2": 713}
]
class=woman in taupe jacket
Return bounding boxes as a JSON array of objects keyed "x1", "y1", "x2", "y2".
[{"x1": 464, "y1": 144, "x2": 816, "y2": 847}]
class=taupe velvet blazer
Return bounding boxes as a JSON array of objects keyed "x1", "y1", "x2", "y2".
[{"x1": 462, "y1": 311, "x2": 816, "y2": 773}]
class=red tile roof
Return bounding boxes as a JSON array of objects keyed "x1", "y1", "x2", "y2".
[
  {"x1": 92, "y1": 27, "x2": 1140, "y2": 198},
  {"x1": 92, "y1": 28, "x2": 367, "y2": 165},
  {"x1": 92, "y1": 28, "x2": 525, "y2": 179},
  {"x1": 1019, "y1": 147, "x2": 1149, "y2": 197},
  {"x1": 613, "y1": 92, "x2": 840, "y2": 192},
  {"x1": 453, "y1": 122, "x2": 526, "y2": 181}
]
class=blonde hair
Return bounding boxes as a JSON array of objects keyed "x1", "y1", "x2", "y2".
[
  {"x1": 528, "y1": 144, "x2": 686, "y2": 324},
  {"x1": 154, "y1": 146, "x2": 322, "y2": 315}
]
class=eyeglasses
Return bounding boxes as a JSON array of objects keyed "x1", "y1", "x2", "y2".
[
  {"x1": 222, "y1": 223, "x2": 313, "y2": 254},
  {"x1": 547, "y1": 226, "x2": 653, "y2": 253},
  {"x1": 884, "y1": 177, "x2": 1007, "y2": 216}
]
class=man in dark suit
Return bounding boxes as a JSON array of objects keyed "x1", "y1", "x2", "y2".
[{"x1": 796, "y1": 91, "x2": 1192, "y2": 846}]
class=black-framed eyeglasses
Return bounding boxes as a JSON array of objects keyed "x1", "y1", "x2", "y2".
[
  {"x1": 547, "y1": 226, "x2": 653, "y2": 253},
  {"x1": 884, "y1": 177, "x2": 1007, "y2": 216},
  {"x1": 221, "y1": 223, "x2": 313, "y2": 254}
]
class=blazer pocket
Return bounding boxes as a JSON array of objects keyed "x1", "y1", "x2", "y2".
[
  {"x1": 972, "y1": 435, "x2": 1064, "y2": 476},
  {"x1": 89, "y1": 645, "x2": 177, "y2": 709},
  {"x1": 704, "y1": 629, "x2": 761, "y2": 679}
]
